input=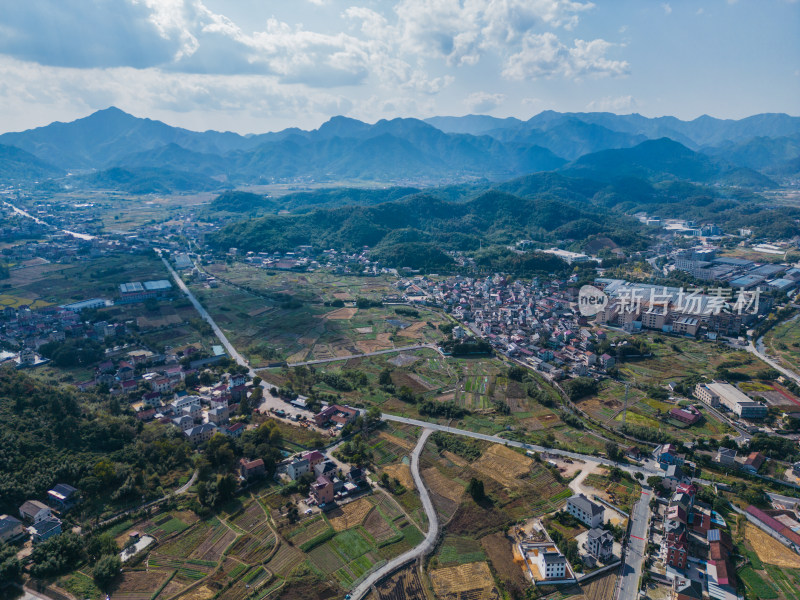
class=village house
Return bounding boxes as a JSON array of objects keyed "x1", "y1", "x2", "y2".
[
  {"x1": 566, "y1": 494, "x2": 604, "y2": 528},
  {"x1": 184, "y1": 423, "x2": 218, "y2": 445},
  {"x1": 29, "y1": 517, "x2": 62, "y2": 544},
  {"x1": 314, "y1": 404, "x2": 359, "y2": 428},
  {"x1": 311, "y1": 475, "x2": 335, "y2": 505},
  {"x1": 0, "y1": 515, "x2": 26, "y2": 544},
  {"x1": 586, "y1": 528, "x2": 614, "y2": 562},
  {"x1": 287, "y1": 457, "x2": 310, "y2": 481},
  {"x1": 19, "y1": 500, "x2": 52, "y2": 524},
  {"x1": 239, "y1": 458, "x2": 265, "y2": 480}
]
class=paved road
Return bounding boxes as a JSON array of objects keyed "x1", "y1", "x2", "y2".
[
  {"x1": 350, "y1": 428, "x2": 438, "y2": 600},
  {"x1": 381, "y1": 414, "x2": 660, "y2": 477},
  {"x1": 617, "y1": 488, "x2": 651, "y2": 600},
  {"x1": 283, "y1": 344, "x2": 435, "y2": 367},
  {"x1": 748, "y1": 335, "x2": 800, "y2": 386},
  {"x1": 159, "y1": 253, "x2": 254, "y2": 375}
]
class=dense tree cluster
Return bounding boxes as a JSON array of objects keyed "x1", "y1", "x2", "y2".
[
  {"x1": 0, "y1": 368, "x2": 193, "y2": 514},
  {"x1": 563, "y1": 377, "x2": 599, "y2": 401}
]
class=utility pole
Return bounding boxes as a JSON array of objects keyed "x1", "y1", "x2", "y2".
[{"x1": 622, "y1": 382, "x2": 629, "y2": 426}]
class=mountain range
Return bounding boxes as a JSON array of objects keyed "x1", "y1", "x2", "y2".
[{"x1": 1, "y1": 107, "x2": 799, "y2": 190}]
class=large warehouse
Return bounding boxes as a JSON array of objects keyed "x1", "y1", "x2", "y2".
[{"x1": 695, "y1": 381, "x2": 767, "y2": 419}]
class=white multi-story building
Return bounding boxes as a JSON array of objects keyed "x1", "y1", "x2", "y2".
[
  {"x1": 566, "y1": 494, "x2": 605, "y2": 528},
  {"x1": 536, "y1": 549, "x2": 567, "y2": 579},
  {"x1": 695, "y1": 382, "x2": 767, "y2": 419},
  {"x1": 586, "y1": 528, "x2": 614, "y2": 562}
]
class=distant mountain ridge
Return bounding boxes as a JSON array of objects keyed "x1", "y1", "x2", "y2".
[{"x1": 0, "y1": 107, "x2": 798, "y2": 190}]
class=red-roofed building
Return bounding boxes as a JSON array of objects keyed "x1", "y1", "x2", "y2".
[
  {"x1": 135, "y1": 408, "x2": 156, "y2": 422},
  {"x1": 303, "y1": 451, "x2": 325, "y2": 467},
  {"x1": 239, "y1": 458, "x2": 265, "y2": 480},
  {"x1": 224, "y1": 422, "x2": 245, "y2": 438},
  {"x1": 669, "y1": 405, "x2": 702, "y2": 425},
  {"x1": 664, "y1": 528, "x2": 688, "y2": 569},
  {"x1": 742, "y1": 451, "x2": 766, "y2": 474},
  {"x1": 314, "y1": 404, "x2": 358, "y2": 428}
]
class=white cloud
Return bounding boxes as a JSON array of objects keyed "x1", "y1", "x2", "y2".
[
  {"x1": 662, "y1": 3, "x2": 672, "y2": 15},
  {"x1": 0, "y1": 56, "x2": 352, "y2": 133},
  {"x1": 502, "y1": 32, "x2": 628, "y2": 80},
  {"x1": 464, "y1": 92, "x2": 506, "y2": 112},
  {"x1": 586, "y1": 95, "x2": 638, "y2": 112}
]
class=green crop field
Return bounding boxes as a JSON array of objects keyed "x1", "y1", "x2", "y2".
[{"x1": 740, "y1": 566, "x2": 779, "y2": 599}]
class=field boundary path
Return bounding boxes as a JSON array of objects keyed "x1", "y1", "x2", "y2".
[
  {"x1": 350, "y1": 428, "x2": 438, "y2": 600},
  {"x1": 283, "y1": 344, "x2": 437, "y2": 367}
]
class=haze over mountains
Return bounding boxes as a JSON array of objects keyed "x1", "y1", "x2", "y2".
[{"x1": 1, "y1": 107, "x2": 799, "y2": 190}]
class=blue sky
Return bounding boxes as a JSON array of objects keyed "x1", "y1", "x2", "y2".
[{"x1": 0, "y1": 0, "x2": 797, "y2": 134}]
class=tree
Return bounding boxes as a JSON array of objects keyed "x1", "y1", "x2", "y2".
[
  {"x1": 467, "y1": 477, "x2": 486, "y2": 502},
  {"x1": 378, "y1": 369, "x2": 393, "y2": 387},
  {"x1": 93, "y1": 555, "x2": 122, "y2": 590},
  {"x1": 0, "y1": 544, "x2": 22, "y2": 585},
  {"x1": 86, "y1": 533, "x2": 118, "y2": 562},
  {"x1": 508, "y1": 366, "x2": 526, "y2": 381},
  {"x1": 605, "y1": 442, "x2": 623, "y2": 462},
  {"x1": 365, "y1": 406, "x2": 382, "y2": 428},
  {"x1": 253, "y1": 376, "x2": 262, "y2": 387}
]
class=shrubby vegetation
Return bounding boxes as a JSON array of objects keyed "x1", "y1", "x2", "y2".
[{"x1": 0, "y1": 367, "x2": 193, "y2": 514}]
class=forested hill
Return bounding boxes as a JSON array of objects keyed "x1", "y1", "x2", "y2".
[{"x1": 209, "y1": 189, "x2": 647, "y2": 270}]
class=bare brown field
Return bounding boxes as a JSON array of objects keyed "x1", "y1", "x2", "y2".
[
  {"x1": 266, "y1": 542, "x2": 305, "y2": 576},
  {"x1": 442, "y1": 451, "x2": 468, "y2": 468},
  {"x1": 429, "y1": 562, "x2": 499, "y2": 600},
  {"x1": 325, "y1": 307, "x2": 358, "y2": 320},
  {"x1": 173, "y1": 585, "x2": 215, "y2": 600},
  {"x1": 423, "y1": 467, "x2": 465, "y2": 503},
  {"x1": 378, "y1": 431, "x2": 415, "y2": 451},
  {"x1": 480, "y1": 533, "x2": 529, "y2": 599},
  {"x1": 357, "y1": 333, "x2": 393, "y2": 353},
  {"x1": 154, "y1": 579, "x2": 184, "y2": 599},
  {"x1": 582, "y1": 570, "x2": 618, "y2": 600},
  {"x1": 383, "y1": 463, "x2": 415, "y2": 490},
  {"x1": 399, "y1": 321, "x2": 427, "y2": 339},
  {"x1": 390, "y1": 370, "x2": 429, "y2": 394},
  {"x1": 333, "y1": 292, "x2": 354, "y2": 300},
  {"x1": 112, "y1": 570, "x2": 171, "y2": 599},
  {"x1": 328, "y1": 497, "x2": 374, "y2": 531},
  {"x1": 373, "y1": 566, "x2": 426, "y2": 600},
  {"x1": 746, "y1": 524, "x2": 800, "y2": 567},
  {"x1": 363, "y1": 509, "x2": 396, "y2": 543},
  {"x1": 191, "y1": 526, "x2": 237, "y2": 562},
  {"x1": 472, "y1": 445, "x2": 532, "y2": 488}
]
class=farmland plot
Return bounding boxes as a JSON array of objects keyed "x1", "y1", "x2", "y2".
[
  {"x1": 190, "y1": 525, "x2": 237, "y2": 562},
  {"x1": 429, "y1": 562, "x2": 499, "y2": 600},
  {"x1": 373, "y1": 566, "x2": 426, "y2": 600},
  {"x1": 363, "y1": 508, "x2": 401, "y2": 546},
  {"x1": 266, "y1": 542, "x2": 305, "y2": 576},
  {"x1": 110, "y1": 569, "x2": 172, "y2": 600},
  {"x1": 228, "y1": 532, "x2": 276, "y2": 564},
  {"x1": 471, "y1": 444, "x2": 532, "y2": 488},
  {"x1": 328, "y1": 498, "x2": 374, "y2": 532}
]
